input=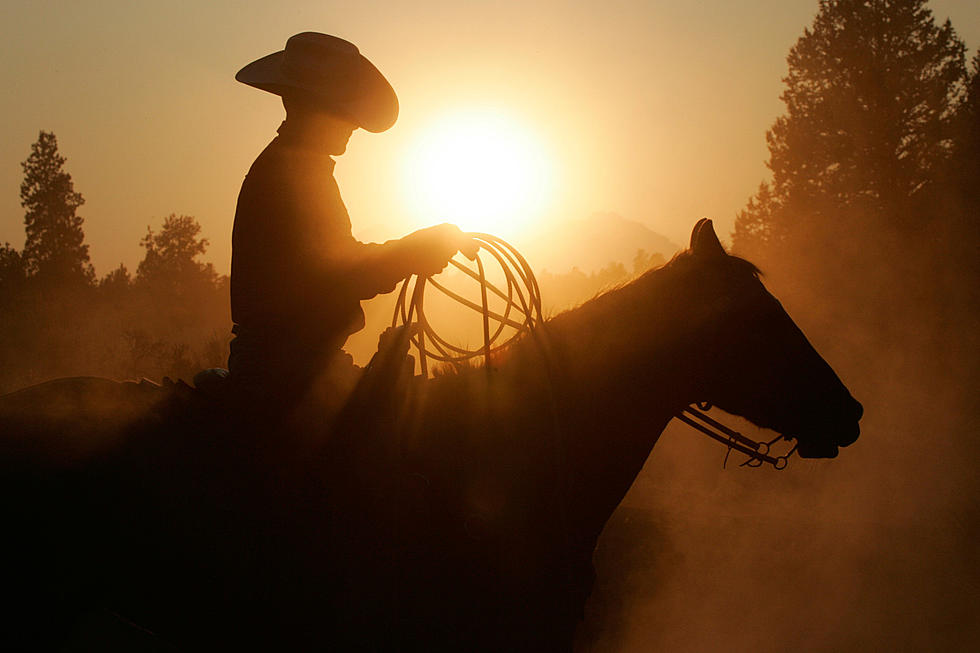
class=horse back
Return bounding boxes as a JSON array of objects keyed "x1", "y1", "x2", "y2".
[{"x1": 0, "y1": 376, "x2": 172, "y2": 470}]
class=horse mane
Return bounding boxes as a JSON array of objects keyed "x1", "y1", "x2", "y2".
[
  {"x1": 664, "y1": 249, "x2": 762, "y2": 278},
  {"x1": 546, "y1": 248, "x2": 762, "y2": 320},
  {"x1": 531, "y1": 248, "x2": 761, "y2": 360}
]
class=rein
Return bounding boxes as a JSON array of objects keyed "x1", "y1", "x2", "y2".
[
  {"x1": 392, "y1": 233, "x2": 793, "y2": 470},
  {"x1": 678, "y1": 403, "x2": 796, "y2": 469}
]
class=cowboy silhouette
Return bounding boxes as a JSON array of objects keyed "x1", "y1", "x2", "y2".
[{"x1": 228, "y1": 32, "x2": 472, "y2": 413}]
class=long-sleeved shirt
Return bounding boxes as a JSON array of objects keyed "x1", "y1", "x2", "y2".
[{"x1": 229, "y1": 125, "x2": 415, "y2": 387}]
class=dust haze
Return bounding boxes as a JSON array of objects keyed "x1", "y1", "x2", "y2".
[
  {"x1": 574, "y1": 249, "x2": 979, "y2": 652},
  {"x1": 2, "y1": 1, "x2": 979, "y2": 651}
]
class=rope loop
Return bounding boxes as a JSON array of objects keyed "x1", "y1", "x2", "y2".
[{"x1": 392, "y1": 232, "x2": 544, "y2": 377}]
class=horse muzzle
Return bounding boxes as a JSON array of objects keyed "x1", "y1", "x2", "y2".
[{"x1": 795, "y1": 397, "x2": 862, "y2": 458}]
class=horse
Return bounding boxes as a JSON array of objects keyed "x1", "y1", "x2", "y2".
[{"x1": 0, "y1": 219, "x2": 862, "y2": 651}]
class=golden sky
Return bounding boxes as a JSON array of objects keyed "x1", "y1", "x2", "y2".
[{"x1": 1, "y1": 0, "x2": 977, "y2": 275}]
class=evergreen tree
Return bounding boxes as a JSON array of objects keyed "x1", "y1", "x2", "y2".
[
  {"x1": 99, "y1": 263, "x2": 132, "y2": 296},
  {"x1": 933, "y1": 52, "x2": 980, "y2": 320},
  {"x1": 950, "y1": 53, "x2": 980, "y2": 203},
  {"x1": 734, "y1": 0, "x2": 968, "y2": 260},
  {"x1": 137, "y1": 214, "x2": 218, "y2": 294},
  {"x1": 20, "y1": 131, "x2": 94, "y2": 285},
  {"x1": 0, "y1": 242, "x2": 26, "y2": 303}
]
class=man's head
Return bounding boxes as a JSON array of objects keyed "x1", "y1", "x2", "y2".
[
  {"x1": 282, "y1": 93, "x2": 357, "y2": 155},
  {"x1": 237, "y1": 32, "x2": 398, "y2": 134}
]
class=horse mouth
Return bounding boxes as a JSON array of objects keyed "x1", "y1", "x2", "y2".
[
  {"x1": 787, "y1": 395, "x2": 862, "y2": 459},
  {"x1": 796, "y1": 440, "x2": 839, "y2": 459},
  {"x1": 794, "y1": 419, "x2": 860, "y2": 459}
]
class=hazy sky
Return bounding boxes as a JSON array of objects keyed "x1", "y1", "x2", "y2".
[{"x1": 1, "y1": 0, "x2": 977, "y2": 275}]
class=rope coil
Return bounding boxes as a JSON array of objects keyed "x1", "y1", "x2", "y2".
[{"x1": 392, "y1": 232, "x2": 543, "y2": 377}]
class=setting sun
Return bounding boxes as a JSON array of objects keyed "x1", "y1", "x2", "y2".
[{"x1": 401, "y1": 110, "x2": 556, "y2": 236}]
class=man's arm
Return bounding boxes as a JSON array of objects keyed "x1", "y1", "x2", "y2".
[
  {"x1": 340, "y1": 224, "x2": 477, "y2": 300},
  {"x1": 293, "y1": 168, "x2": 475, "y2": 301}
]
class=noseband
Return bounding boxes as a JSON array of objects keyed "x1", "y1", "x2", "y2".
[{"x1": 393, "y1": 234, "x2": 796, "y2": 470}]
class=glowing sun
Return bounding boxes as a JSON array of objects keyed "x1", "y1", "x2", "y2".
[{"x1": 402, "y1": 110, "x2": 556, "y2": 236}]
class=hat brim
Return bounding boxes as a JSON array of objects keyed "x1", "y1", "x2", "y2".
[{"x1": 236, "y1": 50, "x2": 399, "y2": 133}]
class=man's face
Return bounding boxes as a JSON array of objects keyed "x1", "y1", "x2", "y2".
[
  {"x1": 283, "y1": 94, "x2": 358, "y2": 155},
  {"x1": 311, "y1": 111, "x2": 357, "y2": 155}
]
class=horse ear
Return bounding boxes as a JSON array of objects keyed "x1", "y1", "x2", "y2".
[{"x1": 690, "y1": 219, "x2": 726, "y2": 258}]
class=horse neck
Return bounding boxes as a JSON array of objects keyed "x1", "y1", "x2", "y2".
[{"x1": 524, "y1": 264, "x2": 710, "y2": 543}]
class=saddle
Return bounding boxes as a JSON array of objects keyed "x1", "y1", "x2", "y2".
[{"x1": 189, "y1": 325, "x2": 416, "y2": 426}]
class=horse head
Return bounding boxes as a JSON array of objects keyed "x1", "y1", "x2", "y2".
[{"x1": 679, "y1": 218, "x2": 862, "y2": 458}]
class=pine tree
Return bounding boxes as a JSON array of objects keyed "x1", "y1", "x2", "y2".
[
  {"x1": 950, "y1": 53, "x2": 980, "y2": 201},
  {"x1": 20, "y1": 131, "x2": 94, "y2": 286},
  {"x1": 932, "y1": 52, "x2": 980, "y2": 317},
  {"x1": 0, "y1": 242, "x2": 26, "y2": 303},
  {"x1": 99, "y1": 263, "x2": 132, "y2": 295},
  {"x1": 137, "y1": 214, "x2": 218, "y2": 295},
  {"x1": 734, "y1": 0, "x2": 968, "y2": 259}
]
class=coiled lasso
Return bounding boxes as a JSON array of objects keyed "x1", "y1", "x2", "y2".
[{"x1": 391, "y1": 232, "x2": 543, "y2": 377}]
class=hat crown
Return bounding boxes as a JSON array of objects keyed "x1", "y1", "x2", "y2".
[
  {"x1": 236, "y1": 32, "x2": 398, "y2": 132},
  {"x1": 282, "y1": 33, "x2": 360, "y2": 88}
]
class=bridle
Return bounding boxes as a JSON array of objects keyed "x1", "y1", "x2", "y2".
[
  {"x1": 679, "y1": 403, "x2": 796, "y2": 469},
  {"x1": 392, "y1": 233, "x2": 796, "y2": 470}
]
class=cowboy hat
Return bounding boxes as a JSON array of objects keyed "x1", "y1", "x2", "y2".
[{"x1": 236, "y1": 32, "x2": 398, "y2": 133}]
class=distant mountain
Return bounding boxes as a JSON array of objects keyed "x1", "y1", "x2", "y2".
[{"x1": 523, "y1": 212, "x2": 681, "y2": 274}]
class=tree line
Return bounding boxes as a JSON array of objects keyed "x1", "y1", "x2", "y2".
[
  {"x1": 0, "y1": 132, "x2": 229, "y2": 392},
  {"x1": 2, "y1": 131, "x2": 222, "y2": 297}
]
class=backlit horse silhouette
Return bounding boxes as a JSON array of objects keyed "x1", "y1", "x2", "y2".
[{"x1": 0, "y1": 220, "x2": 861, "y2": 651}]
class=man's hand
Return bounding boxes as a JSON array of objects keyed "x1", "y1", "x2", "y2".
[
  {"x1": 458, "y1": 237, "x2": 479, "y2": 261},
  {"x1": 403, "y1": 223, "x2": 479, "y2": 277}
]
